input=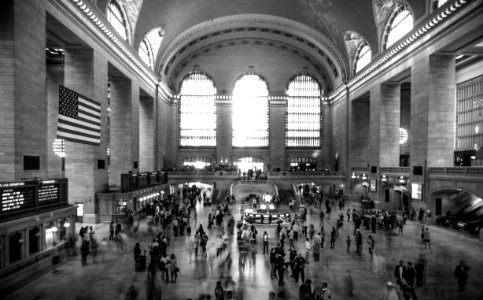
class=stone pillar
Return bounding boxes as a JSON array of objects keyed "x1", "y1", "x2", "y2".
[
  {"x1": 411, "y1": 55, "x2": 456, "y2": 168},
  {"x1": 350, "y1": 98, "x2": 370, "y2": 166},
  {"x1": 139, "y1": 94, "x2": 155, "y2": 171},
  {"x1": 109, "y1": 77, "x2": 140, "y2": 186},
  {"x1": 64, "y1": 48, "x2": 108, "y2": 223},
  {"x1": 165, "y1": 99, "x2": 179, "y2": 169},
  {"x1": 46, "y1": 61, "x2": 64, "y2": 178},
  {"x1": 369, "y1": 84, "x2": 401, "y2": 167},
  {"x1": 156, "y1": 94, "x2": 170, "y2": 170},
  {"x1": 0, "y1": 0, "x2": 47, "y2": 180},
  {"x1": 269, "y1": 99, "x2": 286, "y2": 171},
  {"x1": 216, "y1": 99, "x2": 232, "y2": 164}
]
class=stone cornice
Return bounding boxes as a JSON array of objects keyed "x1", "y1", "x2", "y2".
[
  {"x1": 330, "y1": 0, "x2": 475, "y2": 103},
  {"x1": 61, "y1": 0, "x2": 173, "y2": 100}
]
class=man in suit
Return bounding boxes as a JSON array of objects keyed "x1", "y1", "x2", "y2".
[{"x1": 394, "y1": 260, "x2": 407, "y2": 281}]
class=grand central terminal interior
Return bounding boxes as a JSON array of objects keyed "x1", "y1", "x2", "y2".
[{"x1": 1, "y1": 0, "x2": 483, "y2": 299}]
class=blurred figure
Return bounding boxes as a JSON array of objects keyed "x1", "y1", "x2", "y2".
[{"x1": 454, "y1": 260, "x2": 470, "y2": 292}]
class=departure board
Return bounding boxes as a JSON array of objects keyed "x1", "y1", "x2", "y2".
[
  {"x1": 0, "y1": 183, "x2": 36, "y2": 212},
  {"x1": 38, "y1": 180, "x2": 59, "y2": 203}
]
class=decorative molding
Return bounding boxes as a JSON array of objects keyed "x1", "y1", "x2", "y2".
[
  {"x1": 156, "y1": 14, "x2": 349, "y2": 84},
  {"x1": 330, "y1": 0, "x2": 471, "y2": 103},
  {"x1": 168, "y1": 39, "x2": 333, "y2": 93},
  {"x1": 68, "y1": 0, "x2": 172, "y2": 99}
]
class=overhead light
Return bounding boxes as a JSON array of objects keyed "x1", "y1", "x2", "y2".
[{"x1": 455, "y1": 55, "x2": 464, "y2": 60}]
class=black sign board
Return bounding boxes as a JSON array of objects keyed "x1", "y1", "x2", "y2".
[
  {"x1": 0, "y1": 181, "x2": 36, "y2": 213},
  {"x1": 121, "y1": 172, "x2": 167, "y2": 192},
  {"x1": 0, "y1": 179, "x2": 68, "y2": 221},
  {"x1": 38, "y1": 180, "x2": 60, "y2": 204}
]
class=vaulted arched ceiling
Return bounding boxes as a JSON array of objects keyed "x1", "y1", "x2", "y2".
[{"x1": 97, "y1": 0, "x2": 427, "y2": 92}]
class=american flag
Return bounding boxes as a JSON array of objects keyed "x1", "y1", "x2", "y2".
[{"x1": 57, "y1": 86, "x2": 101, "y2": 146}]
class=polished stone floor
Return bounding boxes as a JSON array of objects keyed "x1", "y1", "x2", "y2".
[{"x1": 5, "y1": 200, "x2": 483, "y2": 300}]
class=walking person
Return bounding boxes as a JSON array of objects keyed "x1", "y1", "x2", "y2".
[
  {"x1": 304, "y1": 238, "x2": 311, "y2": 262},
  {"x1": 346, "y1": 235, "x2": 351, "y2": 253},
  {"x1": 214, "y1": 280, "x2": 225, "y2": 300},
  {"x1": 423, "y1": 227, "x2": 431, "y2": 248},
  {"x1": 170, "y1": 253, "x2": 179, "y2": 283},
  {"x1": 313, "y1": 233, "x2": 322, "y2": 261},
  {"x1": 367, "y1": 235, "x2": 375, "y2": 255},
  {"x1": 263, "y1": 231, "x2": 270, "y2": 255},
  {"x1": 453, "y1": 260, "x2": 470, "y2": 292},
  {"x1": 415, "y1": 255, "x2": 426, "y2": 287},
  {"x1": 330, "y1": 227, "x2": 337, "y2": 248}
]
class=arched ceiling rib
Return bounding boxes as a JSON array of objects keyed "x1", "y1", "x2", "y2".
[{"x1": 157, "y1": 14, "x2": 349, "y2": 93}]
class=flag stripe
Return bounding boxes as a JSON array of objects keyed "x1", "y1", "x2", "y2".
[
  {"x1": 79, "y1": 98, "x2": 101, "y2": 112},
  {"x1": 78, "y1": 108, "x2": 101, "y2": 120},
  {"x1": 78, "y1": 95, "x2": 101, "y2": 107},
  {"x1": 59, "y1": 115, "x2": 100, "y2": 131},
  {"x1": 57, "y1": 131, "x2": 100, "y2": 143},
  {"x1": 57, "y1": 135, "x2": 100, "y2": 146},
  {"x1": 58, "y1": 127, "x2": 100, "y2": 139},
  {"x1": 78, "y1": 113, "x2": 101, "y2": 125}
]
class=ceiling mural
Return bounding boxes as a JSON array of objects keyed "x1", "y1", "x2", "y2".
[
  {"x1": 344, "y1": 31, "x2": 366, "y2": 75},
  {"x1": 299, "y1": 0, "x2": 341, "y2": 44}
]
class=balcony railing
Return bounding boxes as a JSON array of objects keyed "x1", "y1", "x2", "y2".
[
  {"x1": 379, "y1": 167, "x2": 411, "y2": 173},
  {"x1": 428, "y1": 167, "x2": 483, "y2": 176},
  {"x1": 269, "y1": 171, "x2": 344, "y2": 177}
]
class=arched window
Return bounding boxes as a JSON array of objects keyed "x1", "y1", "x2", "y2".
[
  {"x1": 139, "y1": 27, "x2": 164, "y2": 69},
  {"x1": 232, "y1": 73, "x2": 269, "y2": 147},
  {"x1": 354, "y1": 42, "x2": 372, "y2": 73},
  {"x1": 107, "y1": 1, "x2": 128, "y2": 41},
  {"x1": 138, "y1": 39, "x2": 153, "y2": 68},
  {"x1": 383, "y1": 5, "x2": 414, "y2": 50},
  {"x1": 432, "y1": 0, "x2": 449, "y2": 10},
  {"x1": 286, "y1": 74, "x2": 321, "y2": 147},
  {"x1": 179, "y1": 72, "x2": 216, "y2": 147}
]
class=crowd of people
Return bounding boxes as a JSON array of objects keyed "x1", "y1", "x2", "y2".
[{"x1": 69, "y1": 185, "x2": 472, "y2": 300}]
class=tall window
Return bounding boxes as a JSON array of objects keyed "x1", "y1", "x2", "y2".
[
  {"x1": 354, "y1": 42, "x2": 372, "y2": 73},
  {"x1": 179, "y1": 72, "x2": 216, "y2": 147},
  {"x1": 456, "y1": 75, "x2": 483, "y2": 151},
  {"x1": 139, "y1": 39, "x2": 153, "y2": 68},
  {"x1": 232, "y1": 73, "x2": 269, "y2": 147},
  {"x1": 383, "y1": 6, "x2": 414, "y2": 50},
  {"x1": 107, "y1": 1, "x2": 128, "y2": 41},
  {"x1": 286, "y1": 74, "x2": 321, "y2": 147}
]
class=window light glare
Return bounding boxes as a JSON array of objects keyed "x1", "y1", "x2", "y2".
[
  {"x1": 399, "y1": 128, "x2": 408, "y2": 144},
  {"x1": 232, "y1": 74, "x2": 269, "y2": 147},
  {"x1": 385, "y1": 7, "x2": 414, "y2": 49}
]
